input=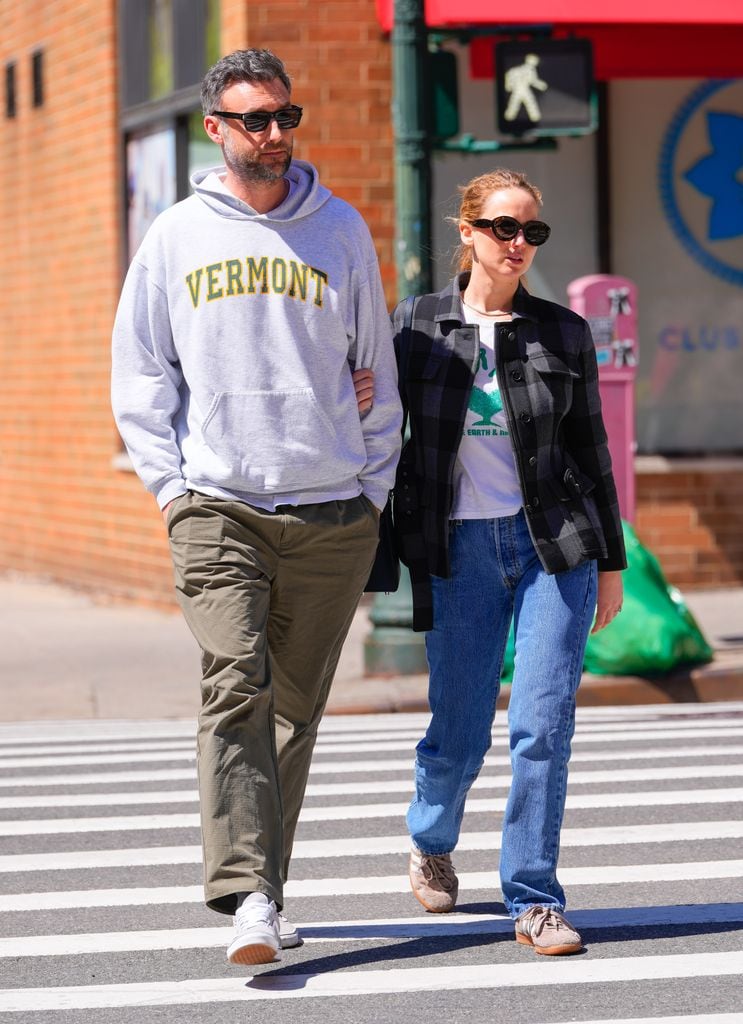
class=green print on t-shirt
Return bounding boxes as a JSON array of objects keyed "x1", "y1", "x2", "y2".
[
  {"x1": 467, "y1": 346, "x2": 507, "y2": 430},
  {"x1": 469, "y1": 385, "x2": 503, "y2": 426}
]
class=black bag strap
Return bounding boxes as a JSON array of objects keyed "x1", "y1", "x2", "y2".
[{"x1": 398, "y1": 293, "x2": 416, "y2": 437}]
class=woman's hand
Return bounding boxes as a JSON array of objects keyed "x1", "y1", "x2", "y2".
[
  {"x1": 352, "y1": 368, "x2": 375, "y2": 416},
  {"x1": 592, "y1": 570, "x2": 624, "y2": 633}
]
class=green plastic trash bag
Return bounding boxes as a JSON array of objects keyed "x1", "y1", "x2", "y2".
[{"x1": 500, "y1": 520, "x2": 713, "y2": 681}]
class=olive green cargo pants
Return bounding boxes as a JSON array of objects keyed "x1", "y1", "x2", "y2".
[{"x1": 167, "y1": 490, "x2": 379, "y2": 915}]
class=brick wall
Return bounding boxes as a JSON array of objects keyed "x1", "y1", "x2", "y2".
[
  {"x1": 0, "y1": 1, "x2": 167, "y2": 601},
  {"x1": 0, "y1": 0, "x2": 395, "y2": 607},
  {"x1": 244, "y1": 0, "x2": 396, "y2": 297},
  {"x1": 635, "y1": 459, "x2": 743, "y2": 590}
]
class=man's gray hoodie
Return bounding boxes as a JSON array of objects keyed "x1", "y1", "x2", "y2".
[{"x1": 111, "y1": 160, "x2": 401, "y2": 512}]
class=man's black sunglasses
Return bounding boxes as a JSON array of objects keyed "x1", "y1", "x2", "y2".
[
  {"x1": 470, "y1": 216, "x2": 551, "y2": 246},
  {"x1": 211, "y1": 105, "x2": 303, "y2": 133}
]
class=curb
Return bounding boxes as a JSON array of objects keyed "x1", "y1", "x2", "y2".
[{"x1": 325, "y1": 654, "x2": 743, "y2": 715}]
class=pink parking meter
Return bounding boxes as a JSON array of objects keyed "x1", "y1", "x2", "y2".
[{"x1": 567, "y1": 275, "x2": 638, "y2": 522}]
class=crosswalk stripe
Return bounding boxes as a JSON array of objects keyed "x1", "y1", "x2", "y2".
[
  {"x1": 0, "y1": 740, "x2": 195, "y2": 759},
  {"x1": 536, "y1": 1017, "x2": 743, "y2": 1024},
  {"x1": 307, "y1": 727, "x2": 743, "y2": 754},
  {"x1": 3, "y1": 716, "x2": 737, "y2": 758},
  {"x1": 0, "y1": 703, "x2": 734, "y2": 745},
  {"x1": 1, "y1": 820, "x2": 740, "y2": 874},
  {"x1": 3, "y1": 761, "x2": 743, "y2": 809},
  {"x1": 2, "y1": 860, "x2": 742, "y2": 912},
  {"x1": 3, "y1": 743, "x2": 742, "y2": 790},
  {"x1": 1, "y1": 725, "x2": 741, "y2": 768},
  {"x1": 1, "y1": 951, "x2": 741, "y2": 1010},
  {"x1": 5, "y1": 903, "x2": 743, "y2": 959},
  {"x1": 4, "y1": 785, "x2": 740, "y2": 835}
]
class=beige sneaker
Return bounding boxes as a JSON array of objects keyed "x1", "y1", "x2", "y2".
[
  {"x1": 409, "y1": 847, "x2": 458, "y2": 913},
  {"x1": 514, "y1": 906, "x2": 583, "y2": 955}
]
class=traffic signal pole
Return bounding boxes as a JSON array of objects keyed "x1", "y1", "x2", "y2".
[
  {"x1": 392, "y1": 0, "x2": 432, "y2": 297},
  {"x1": 363, "y1": 0, "x2": 430, "y2": 677}
]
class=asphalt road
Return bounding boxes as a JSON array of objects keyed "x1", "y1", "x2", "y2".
[{"x1": 0, "y1": 703, "x2": 742, "y2": 1023}]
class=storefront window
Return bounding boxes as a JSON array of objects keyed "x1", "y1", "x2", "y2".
[
  {"x1": 188, "y1": 109, "x2": 215, "y2": 181},
  {"x1": 126, "y1": 125, "x2": 177, "y2": 258},
  {"x1": 149, "y1": 0, "x2": 174, "y2": 99},
  {"x1": 119, "y1": 0, "x2": 220, "y2": 260}
]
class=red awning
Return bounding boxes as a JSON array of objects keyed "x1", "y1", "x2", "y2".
[
  {"x1": 471, "y1": 27, "x2": 743, "y2": 79},
  {"x1": 376, "y1": 0, "x2": 743, "y2": 30}
]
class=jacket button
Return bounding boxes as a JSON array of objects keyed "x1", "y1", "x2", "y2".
[
  {"x1": 511, "y1": 370, "x2": 523, "y2": 381},
  {"x1": 528, "y1": 456, "x2": 537, "y2": 466},
  {"x1": 520, "y1": 412, "x2": 532, "y2": 423},
  {"x1": 507, "y1": 331, "x2": 516, "y2": 342},
  {"x1": 531, "y1": 496, "x2": 540, "y2": 507}
]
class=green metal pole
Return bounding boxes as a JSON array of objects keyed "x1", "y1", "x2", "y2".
[
  {"x1": 363, "y1": 0, "x2": 430, "y2": 677},
  {"x1": 392, "y1": 0, "x2": 432, "y2": 297}
]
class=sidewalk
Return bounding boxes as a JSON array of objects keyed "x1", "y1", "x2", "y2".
[{"x1": 1, "y1": 573, "x2": 742, "y2": 721}]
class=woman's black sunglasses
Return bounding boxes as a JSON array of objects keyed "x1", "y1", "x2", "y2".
[
  {"x1": 470, "y1": 216, "x2": 551, "y2": 246},
  {"x1": 211, "y1": 105, "x2": 303, "y2": 133}
]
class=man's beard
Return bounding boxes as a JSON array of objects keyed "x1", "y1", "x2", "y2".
[{"x1": 225, "y1": 141, "x2": 293, "y2": 184}]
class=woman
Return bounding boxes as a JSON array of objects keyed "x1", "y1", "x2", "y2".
[{"x1": 393, "y1": 169, "x2": 626, "y2": 956}]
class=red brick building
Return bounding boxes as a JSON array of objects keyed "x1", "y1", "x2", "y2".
[
  {"x1": 0, "y1": 0, "x2": 394, "y2": 606},
  {"x1": 1, "y1": 0, "x2": 740, "y2": 605}
]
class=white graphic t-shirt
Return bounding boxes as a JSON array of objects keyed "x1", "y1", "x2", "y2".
[{"x1": 451, "y1": 308, "x2": 522, "y2": 519}]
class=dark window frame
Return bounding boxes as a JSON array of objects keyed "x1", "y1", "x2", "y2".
[
  {"x1": 31, "y1": 50, "x2": 44, "y2": 107},
  {"x1": 5, "y1": 62, "x2": 16, "y2": 119}
]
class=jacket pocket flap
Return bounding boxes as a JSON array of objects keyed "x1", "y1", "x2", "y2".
[{"x1": 529, "y1": 353, "x2": 581, "y2": 378}]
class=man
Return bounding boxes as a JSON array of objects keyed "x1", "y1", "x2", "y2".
[{"x1": 111, "y1": 49, "x2": 401, "y2": 966}]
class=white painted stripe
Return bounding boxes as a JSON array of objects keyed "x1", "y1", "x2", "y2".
[
  {"x1": 538, "y1": 1017, "x2": 743, "y2": 1024},
  {"x1": 2, "y1": 743, "x2": 742, "y2": 790},
  {"x1": 5, "y1": 903, "x2": 743, "y2": 959},
  {"x1": 5, "y1": 718, "x2": 711, "y2": 754},
  {"x1": 0, "y1": 703, "x2": 736, "y2": 744},
  {"x1": 1, "y1": 820, "x2": 739, "y2": 874},
  {"x1": 308, "y1": 727, "x2": 743, "y2": 755},
  {"x1": 2, "y1": 860, "x2": 741, "y2": 912},
  {"x1": 298, "y1": 787, "x2": 743, "y2": 820},
  {"x1": 0, "y1": 812, "x2": 202, "y2": 835},
  {"x1": 0, "y1": 740, "x2": 195, "y2": 759},
  {"x1": 0, "y1": 768, "x2": 198, "y2": 789},
  {"x1": 315, "y1": 719, "x2": 743, "y2": 745},
  {"x1": 3, "y1": 786, "x2": 742, "y2": 835},
  {"x1": 0, "y1": 790, "x2": 201, "y2": 810},
  {"x1": 0, "y1": 722, "x2": 198, "y2": 744},
  {"x1": 1, "y1": 725, "x2": 741, "y2": 768},
  {"x1": 5, "y1": 761, "x2": 743, "y2": 809},
  {"x1": 306, "y1": 762, "x2": 743, "y2": 796},
  {"x1": 0, "y1": 751, "x2": 198, "y2": 769},
  {"x1": 1, "y1": 951, "x2": 741, "y2": 1010}
]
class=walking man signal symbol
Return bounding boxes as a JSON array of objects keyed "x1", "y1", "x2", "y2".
[{"x1": 503, "y1": 55, "x2": 548, "y2": 124}]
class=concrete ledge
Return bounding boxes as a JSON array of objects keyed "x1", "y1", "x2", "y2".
[{"x1": 325, "y1": 652, "x2": 743, "y2": 715}]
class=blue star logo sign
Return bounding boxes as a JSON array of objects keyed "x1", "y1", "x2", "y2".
[
  {"x1": 659, "y1": 81, "x2": 743, "y2": 288},
  {"x1": 684, "y1": 112, "x2": 743, "y2": 242}
]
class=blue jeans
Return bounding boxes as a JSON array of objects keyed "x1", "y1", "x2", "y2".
[{"x1": 406, "y1": 510, "x2": 598, "y2": 919}]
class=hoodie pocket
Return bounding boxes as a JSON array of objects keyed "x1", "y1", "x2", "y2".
[{"x1": 200, "y1": 388, "x2": 341, "y2": 491}]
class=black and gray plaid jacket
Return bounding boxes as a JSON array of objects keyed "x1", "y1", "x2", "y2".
[{"x1": 392, "y1": 273, "x2": 627, "y2": 631}]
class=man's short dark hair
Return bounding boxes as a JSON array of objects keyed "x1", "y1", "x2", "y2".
[{"x1": 201, "y1": 49, "x2": 292, "y2": 115}]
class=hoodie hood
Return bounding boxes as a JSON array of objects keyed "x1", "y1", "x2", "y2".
[{"x1": 190, "y1": 159, "x2": 332, "y2": 222}]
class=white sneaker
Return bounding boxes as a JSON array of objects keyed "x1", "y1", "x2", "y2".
[
  {"x1": 279, "y1": 912, "x2": 301, "y2": 949},
  {"x1": 226, "y1": 893, "x2": 281, "y2": 966}
]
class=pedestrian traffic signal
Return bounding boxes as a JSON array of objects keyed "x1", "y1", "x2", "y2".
[{"x1": 495, "y1": 38, "x2": 595, "y2": 137}]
